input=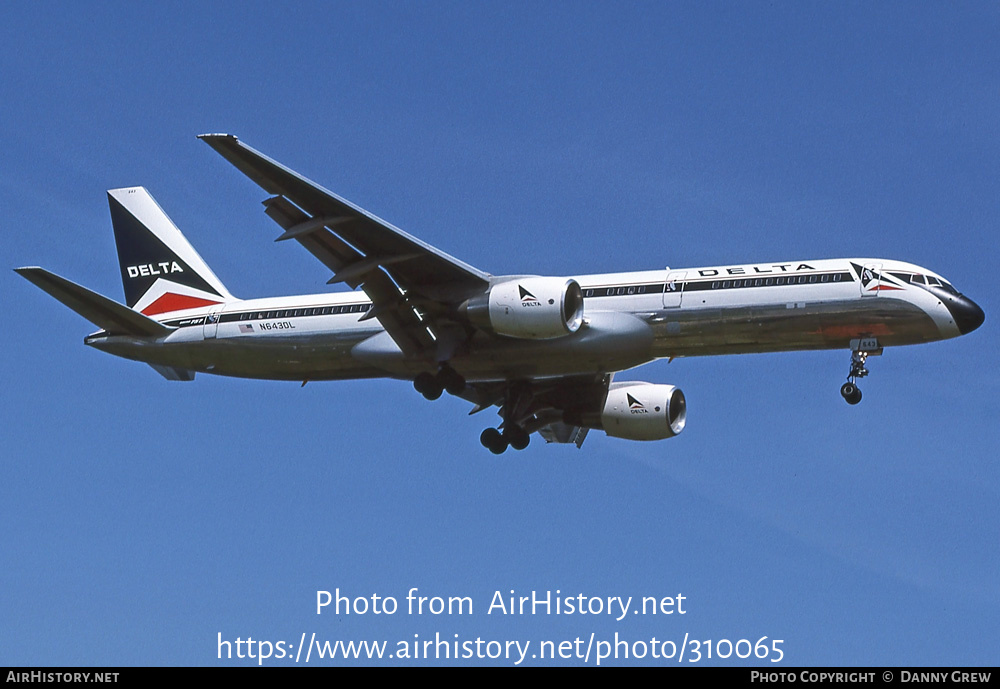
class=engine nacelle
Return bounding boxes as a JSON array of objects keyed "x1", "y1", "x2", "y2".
[
  {"x1": 601, "y1": 383, "x2": 686, "y2": 441},
  {"x1": 463, "y1": 277, "x2": 585, "y2": 339}
]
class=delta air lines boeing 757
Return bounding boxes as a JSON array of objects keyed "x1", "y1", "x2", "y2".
[{"x1": 17, "y1": 135, "x2": 985, "y2": 452}]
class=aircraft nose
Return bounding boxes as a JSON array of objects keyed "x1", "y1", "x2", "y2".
[{"x1": 951, "y1": 294, "x2": 985, "y2": 335}]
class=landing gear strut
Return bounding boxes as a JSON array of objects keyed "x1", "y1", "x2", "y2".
[{"x1": 840, "y1": 348, "x2": 871, "y2": 405}]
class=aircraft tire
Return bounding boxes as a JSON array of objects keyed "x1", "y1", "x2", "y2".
[
  {"x1": 505, "y1": 426, "x2": 530, "y2": 451},
  {"x1": 480, "y1": 428, "x2": 506, "y2": 454},
  {"x1": 413, "y1": 372, "x2": 435, "y2": 394},
  {"x1": 438, "y1": 367, "x2": 466, "y2": 395},
  {"x1": 841, "y1": 382, "x2": 862, "y2": 405}
]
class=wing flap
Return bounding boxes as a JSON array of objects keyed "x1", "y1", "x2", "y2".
[
  {"x1": 260, "y1": 196, "x2": 434, "y2": 354},
  {"x1": 537, "y1": 422, "x2": 590, "y2": 447},
  {"x1": 148, "y1": 364, "x2": 196, "y2": 381},
  {"x1": 16, "y1": 267, "x2": 173, "y2": 337}
]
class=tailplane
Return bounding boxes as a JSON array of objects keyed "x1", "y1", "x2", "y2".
[{"x1": 108, "y1": 187, "x2": 235, "y2": 315}]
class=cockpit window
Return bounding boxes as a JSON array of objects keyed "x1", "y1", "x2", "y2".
[
  {"x1": 926, "y1": 276, "x2": 941, "y2": 286},
  {"x1": 910, "y1": 274, "x2": 926, "y2": 285}
]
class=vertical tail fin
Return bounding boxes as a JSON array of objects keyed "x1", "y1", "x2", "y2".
[{"x1": 107, "y1": 187, "x2": 235, "y2": 315}]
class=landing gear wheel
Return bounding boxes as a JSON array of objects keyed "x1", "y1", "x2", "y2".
[
  {"x1": 504, "y1": 425, "x2": 530, "y2": 451},
  {"x1": 413, "y1": 372, "x2": 443, "y2": 400},
  {"x1": 840, "y1": 382, "x2": 862, "y2": 405},
  {"x1": 480, "y1": 428, "x2": 507, "y2": 454}
]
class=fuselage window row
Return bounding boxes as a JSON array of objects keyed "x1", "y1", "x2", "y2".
[
  {"x1": 582, "y1": 273, "x2": 848, "y2": 298},
  {"x1": 710, "y1": 273, "x2": 844, "y2": 289},
  {"x1": 221, "y1": 304, "x2": 372, "y2": 324}
]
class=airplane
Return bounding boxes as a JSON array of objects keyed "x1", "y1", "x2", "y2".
[{"x1": 16, "y1": 134, "x2": 985, "y2": 453}]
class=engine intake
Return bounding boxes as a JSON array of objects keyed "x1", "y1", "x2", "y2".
[{"x1": 462, "y1": 277, "x2": 585, "y2": 339}]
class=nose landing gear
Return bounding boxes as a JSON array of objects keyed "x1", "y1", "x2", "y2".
[{"x1": 841, "y1": 339, "x2": 881, "y2": 405}]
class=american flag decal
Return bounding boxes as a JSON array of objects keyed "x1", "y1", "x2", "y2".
[{"x1": 239, "y1": 323, "x2": 254, "y2": 333}]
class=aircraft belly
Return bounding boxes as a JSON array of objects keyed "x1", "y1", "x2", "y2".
[
  {"x1": 449, "y1": 310, "x2": 656, "y2": 381},
  {"x1": 651, "y1": 298, "x2": 938, "y2": 356}
]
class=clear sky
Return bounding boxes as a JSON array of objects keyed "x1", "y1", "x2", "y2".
[{"x1": 2, "y1": 1, "x2": 997, "y2": 666}]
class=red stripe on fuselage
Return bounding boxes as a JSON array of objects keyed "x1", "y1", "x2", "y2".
[{"x1": 141, "y1": 293, "x2": 221, "y2": 316}]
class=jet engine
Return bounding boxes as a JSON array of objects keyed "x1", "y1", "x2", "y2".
[
  {"x1": 461, "y1": 277, "x2": 585, "y2": 339},
  {"x1": 599, "y1": 382, "x2": 687, "y2": 440}
]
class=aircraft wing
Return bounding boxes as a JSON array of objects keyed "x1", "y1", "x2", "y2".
[{"x1": 199, "y1": 134, "x2": 491, "y2": 356}]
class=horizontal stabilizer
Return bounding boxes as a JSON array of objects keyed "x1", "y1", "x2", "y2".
[{"x1": 15, "y1": 267, "x2": 173, "y2": 337}]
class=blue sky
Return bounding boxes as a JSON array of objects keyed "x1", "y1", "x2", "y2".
[{"x1": 2, "y1": 2, "x2": 997, "y2": 666}]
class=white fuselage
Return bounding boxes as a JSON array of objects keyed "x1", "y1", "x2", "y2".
[{"x1": 86, "y1": 257, "x2": 970, "y2": 382}]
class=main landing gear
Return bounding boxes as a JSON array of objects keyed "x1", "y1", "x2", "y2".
[
  {"x1": 480, "y1": 425, "x2": 530, "y2": 455},
  {"x1": 479, "y1": 384, "x2": 532, "y2": 455},
  {"x1": 412, "y1": 365, "x2": 466, "y2": 400},
  {"x1": 840, "y1": 341, "x2": 879, "y2": 405}
]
